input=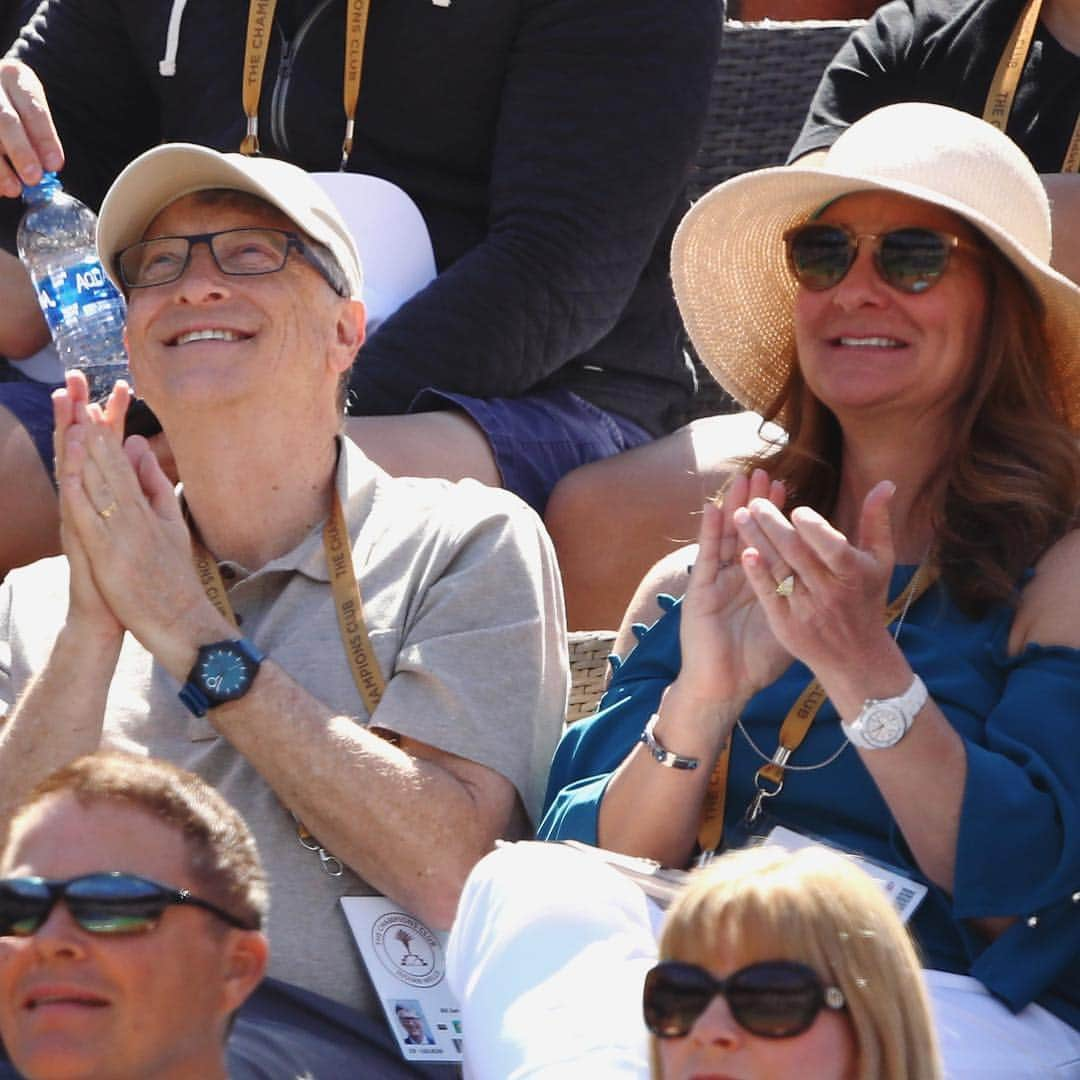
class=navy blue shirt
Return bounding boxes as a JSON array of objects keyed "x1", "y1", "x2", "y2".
[{"x1": 541, "y1": 568, "x2": 1080, "y2": 1031}]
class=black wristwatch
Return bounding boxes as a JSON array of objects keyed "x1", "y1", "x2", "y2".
[{"x1": 178, "y1": 638, "x2": 265, "y2": 717}]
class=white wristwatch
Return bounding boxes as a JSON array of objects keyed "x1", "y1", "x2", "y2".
[{"x1": 842, "y1": 675, "x2": 927, "y2": 750}]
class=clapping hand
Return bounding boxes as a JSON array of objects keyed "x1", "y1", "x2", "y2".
[
  {"x1": 53, "y1": 370, "x2": 203, "y2": 662},
  {"x1": 53, "y1": 371, "x2": 126, "y2": 642},
  {"x1": 732, "y1": 479, "x2": 897, "y2": 683},
  {"x1": 676, "y1": 469, "x2": 794, "y2": 711}
]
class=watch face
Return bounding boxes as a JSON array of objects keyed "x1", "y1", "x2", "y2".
[
  {"x1": 199, "y1": 646, "x2": 253, "y2": 702},
  {"x1": 862, "y1": 704, "x2": 906, "y2": 748}
]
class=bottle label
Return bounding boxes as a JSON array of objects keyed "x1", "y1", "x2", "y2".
[{"x1": 33, "y1": 257, "x2": 124, "y2": 333}]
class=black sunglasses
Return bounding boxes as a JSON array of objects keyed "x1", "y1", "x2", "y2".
[
  {"x1": 0, "y1": 873, "x2": 255, "y2": 937},
  {"x1": 115, "y1": 227, "x2": 347, "y2": 296},
  {"x1": 643, "y1": 960, "x2": 846, "y2": 1040},
  {"x1": 784, "y1": 223, "x2": 974, "y2": 295}
]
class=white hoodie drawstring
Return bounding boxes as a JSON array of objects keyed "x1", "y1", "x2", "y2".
[{"x1": 158, "y1": 0, "x2": 191, "y2": 77}]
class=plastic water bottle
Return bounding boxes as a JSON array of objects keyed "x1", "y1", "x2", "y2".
[{"x1": 17, "y1": 173, "x2": 130, "y2": 402}]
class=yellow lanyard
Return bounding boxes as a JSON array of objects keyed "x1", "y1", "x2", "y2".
[
  {"x1": 241, "y1": 0, "x2": 276, "y2": 155},
  {"x1": 341, "y1": 0, "x2": 373, "y2": 167},
  {"x1": 984, "y1": 0, "x2": 1080, "y2": 172},
  {"x1": 695, "y1": 565, "x2": 936, "y2": 858},
  {"x1": 192, "y1": 488, "x2": 386, "y2": 874},
  {"x1": 241, "y1": 0, "x2": 373, "y2": 168}
]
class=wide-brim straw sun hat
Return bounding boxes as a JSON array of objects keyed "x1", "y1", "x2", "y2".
[{"x1": 671, "y1": 102, "x2": 1080, "y2": 429}]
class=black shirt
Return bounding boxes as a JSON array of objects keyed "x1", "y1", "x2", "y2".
[{"x1": 789, "y1": 0, "x2": 1080, "y2": 173}]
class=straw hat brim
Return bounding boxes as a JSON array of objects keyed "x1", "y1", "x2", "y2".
[{"x1": 672, "y1": 165, "x2": 1080, "y2": 429}]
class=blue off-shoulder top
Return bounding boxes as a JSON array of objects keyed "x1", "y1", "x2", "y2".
[{"x1": 540, "y1": 567, "x2": 1080, "y2": 1031}]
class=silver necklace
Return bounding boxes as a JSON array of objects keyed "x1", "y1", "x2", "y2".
[{"x1": 735, "y1": 560, "x2": 926, "y2": 772}]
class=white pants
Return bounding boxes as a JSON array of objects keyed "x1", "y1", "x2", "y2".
[{"x1": 447, "y1": 843, "x2": 1080, "y2": 1079}]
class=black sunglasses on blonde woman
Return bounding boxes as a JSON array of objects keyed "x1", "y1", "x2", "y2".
[{"x1": 642, "y1": 959, "x2": 846, "y2": 1040}]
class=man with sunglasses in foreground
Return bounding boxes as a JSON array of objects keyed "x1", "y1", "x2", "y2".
[
  {"x1": 0, "y1": 751, "x2": 270, "y2": 1080},
  {"x1": 0, "y1": 144, "x2": 566, "y2": 1074}
]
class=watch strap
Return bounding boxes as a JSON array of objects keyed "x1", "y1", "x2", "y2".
[
  {"x1": 179, "y1": 637, "x2": 265, "y2": 718},
  {"x1": 178, "y1": 680, "x2": 212, "y2": 718},
  {"x1": 842, "y1": 674, "x2": 927, "y2": 750},
  {"x1": 639, "y1": 713, "x2": 700, "y2": 770}
]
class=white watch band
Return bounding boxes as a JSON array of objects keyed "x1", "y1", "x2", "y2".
[{"x1": 842, "y1": 674, "x2": 928, "y2": 750}]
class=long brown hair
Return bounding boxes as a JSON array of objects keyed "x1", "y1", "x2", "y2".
[{"x1": 743, "y1": 247, "x2": 1080, "y2": 617}]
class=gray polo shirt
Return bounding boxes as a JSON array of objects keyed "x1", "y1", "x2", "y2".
[{"x1": 0, "y1": 439, "x2": 568, "y2": 1015}]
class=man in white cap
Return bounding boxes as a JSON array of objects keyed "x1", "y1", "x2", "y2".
[
  {"x1": 0, "y1": 143, "x2": 566, "y2": 1070},
  {"x1": 0, "y1": 0, "x2": 719, "y2": 584}
]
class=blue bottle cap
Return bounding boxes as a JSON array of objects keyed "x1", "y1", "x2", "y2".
[{"x1": 21, "y1": 171, "x2": 60, "y2": 201}]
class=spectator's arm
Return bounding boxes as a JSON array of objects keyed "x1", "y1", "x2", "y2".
[
  {"x1": 5, "y1": 0, "x2": 160, "y2": 229},
  {"x1": 0, "y1": 620, "x2": 118, "y2": 820},
  {"x1": 938, "y1": 530, "x2": 1080, "y2": 1005},
  {"x1": 612, "y1": 543, "x2": 696, "y2": 661},
  {"x1": 0, "y1": 374, "x2": 128, "y2": 816},
  {"x1": 0, "y1": 1, "x2": 156, "y2": 355},
  {"x1": 210, "y1": 663, "x2": 523, "y2": 930},
  {"x1": 539, "y1": 604, "x2": 684, "y2": 845}
]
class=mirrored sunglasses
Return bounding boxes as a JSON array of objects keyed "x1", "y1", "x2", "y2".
[
  {"x1": 642, "y1": 959, "x2": 846, "y2": 1040},
  {"x1": 0, "y1": 872, "x2": 254, "y2": 937},
  {"x1": 784, "y1": 223, "x2": 973, "y2": 294}
]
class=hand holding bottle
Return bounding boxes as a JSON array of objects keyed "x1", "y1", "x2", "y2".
[{"x1": 0, "y1": 59, "x2": 63, "y2": 196}]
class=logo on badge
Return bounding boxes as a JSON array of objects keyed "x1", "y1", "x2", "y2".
[{"x1": 371, "y1": 912, "x2": 445, "y2": 988}]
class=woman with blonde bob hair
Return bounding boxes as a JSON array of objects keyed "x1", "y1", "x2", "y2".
[{"x1": 649, "y1": 845, "x2": 940, "y2": 1079}]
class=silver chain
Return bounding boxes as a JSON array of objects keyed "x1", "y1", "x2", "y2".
[{"x1": 735, "y1": 561, "x2": 925, "y2": 772}]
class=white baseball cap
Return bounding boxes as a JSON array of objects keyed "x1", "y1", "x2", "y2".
[{"x1": 97, "y1": 143, "x2": 364, "y2": 299}]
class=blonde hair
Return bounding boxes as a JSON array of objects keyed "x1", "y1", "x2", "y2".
[{"x1": 652, "y1": 845, "x2": 941, "y2": 1080}]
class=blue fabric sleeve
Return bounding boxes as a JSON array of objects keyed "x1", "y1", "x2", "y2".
[
  {"x1": 954, "y1": 642, "x2": 1080, "y2": 914},
  {"x1": 949, "y1": 641, "x2": 1080, "y2": 1012},
  {"x1": 538, "y1": 606, "x2": 683, "y2": 841}
]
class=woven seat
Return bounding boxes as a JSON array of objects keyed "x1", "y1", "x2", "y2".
[
  {"x1": 690, "y1": 19, "x2": 863, "y2": 199},
  {"x1": 566, "y1": 629, "x2": 618, "y2": 724},
  {"x1": 685, "y1": 18, "x2": 864, "y2": 420}
]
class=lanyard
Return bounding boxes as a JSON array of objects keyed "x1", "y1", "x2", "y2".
[
  {"x1": 192, "y1": 488, "x2": 386, "y2": 874},
  {"x1": 241, "y1": 0, "x2": 373, "y2": 168},
  {"x1": 695, "y1": 565, "x2": 936, "y2": 858},
  {"x1": 341, "y1": 0, "x2": 372, "y2": 167},
  {"x1": 984, "y1": 0, "x2": 1080, "y2": 172}
]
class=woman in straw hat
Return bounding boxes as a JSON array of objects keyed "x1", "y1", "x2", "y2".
[{"x1": 535, "y1": 103, "x2": 1080, "y2": 1071}]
